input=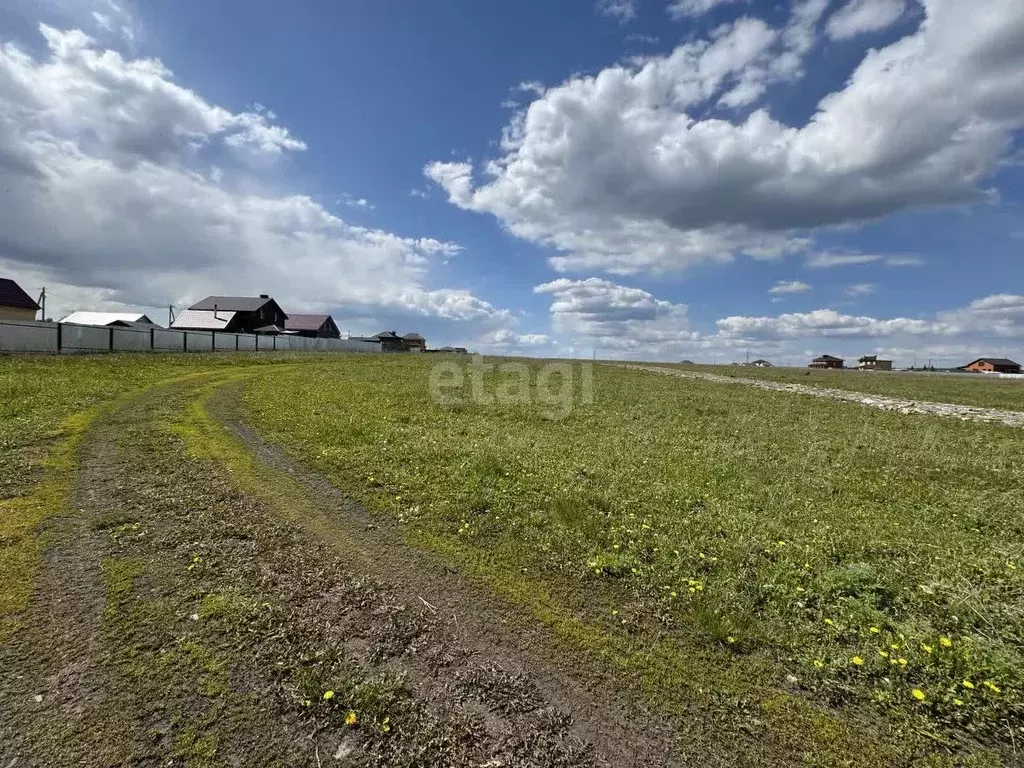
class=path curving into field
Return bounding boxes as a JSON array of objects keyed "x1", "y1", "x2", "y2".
[
  {"x1": 1, "y1": 372, "x2": 682, "y2": 768},
  {"x1": 626, "y1": 365, "x2": 1024, "y2": 428}
]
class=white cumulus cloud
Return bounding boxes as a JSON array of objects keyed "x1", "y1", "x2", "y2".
[
  {"x1": 427, "y1": 0, "x2": 1024, "y2": 277},
  {"x1": 769, "y1": 279, "x2": 812, "y2": 294},
  {"x1": 827, "y1": 0, "x2": 907, "y2": 40}
]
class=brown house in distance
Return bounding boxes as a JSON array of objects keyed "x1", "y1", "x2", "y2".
[
  {"x1": 402, "y1": 332, "x2": 426, "y2": 352},
  {"x1": 285, "y1": 313, "x2": 340, "y2": 338},
  {"x1": 809, "y1": 354, "x2": 844, "y2": 369},
  {"x1": 0, "y1": 278, "x2": 40, "y2": 321},
  {"x1": 963, "y1": 357, "x2": 1021, "y2": 374},
  {"x1": 857, "y1": 355, "x2": 893, "y2": 371}
]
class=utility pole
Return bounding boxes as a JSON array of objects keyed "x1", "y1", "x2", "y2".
[
  {"x1": 37, "y1": 287, "x2": 45, "y2": 321},
  {"x1": 168, "y1": 304, "x2": 176, "y2": 326}
]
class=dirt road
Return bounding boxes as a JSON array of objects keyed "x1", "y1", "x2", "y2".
[
  {"x1": 627, "y1": 365, "x2": 1024, "y2": 428},
  {"x1": 1, "y1": 374, "x2": 681, "y2": 767}
]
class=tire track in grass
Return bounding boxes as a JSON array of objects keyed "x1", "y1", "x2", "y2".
[{"x1": 201, "y1": 377, "x2": 947, "y2": 767}]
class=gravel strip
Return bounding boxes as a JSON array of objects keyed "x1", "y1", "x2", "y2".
[{"x1": 624, "y1": 365, "x2": 1024, "y2": 428}]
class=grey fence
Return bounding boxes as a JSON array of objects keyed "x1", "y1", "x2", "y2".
[{"x1": 0, "y1": 318, "x2": 381, "y2": 355}]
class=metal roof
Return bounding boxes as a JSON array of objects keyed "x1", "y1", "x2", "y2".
[
  {"x1": 285, "y1": 313, "x2": 331, "y2": 331},
  {"x1": 170, "y1": 309, "x2": 236, "y2": 330},
  {"x1": 189, "y1": 295, "x2": 279, "y2": 313},
  {"x1": 60, "y1": 311, "x2": 157, "y2": 327},
  {"x1": 403, "y1": 333, "x2": 425, "y2": 341},
  {"x1": 0, "y1": 278, "x2": 40, "y2": 310}
]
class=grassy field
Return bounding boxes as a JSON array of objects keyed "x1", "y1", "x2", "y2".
[
  {"x1": 0, "y1": 353, "x2": 301, "y2": 639},
  {"x1": 4, "y1": 352, "x2": 1024, "y2": 765},
  {"x1": 678, "y1": 364, "x2": 1024, "y2": 411},
  {"x1": 242, "y1": 355, "x2": 1023, "y2": 761}
]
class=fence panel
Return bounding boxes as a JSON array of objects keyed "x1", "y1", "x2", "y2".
[
  {"x1": 237, "y1": 334, "x2": 257, "y2": 351},
  {"x1": 61, "y1": 323, "x2": 113, "y2": 353},
  {"x1": 112, "y1": 327, "x2": 151, "y2": 352},
  {"x1": 186, "y1": 331, "x2": 214, "y2": 352},
  {"x1": 0, "y1": 319, "x2": 58, "y2": 353},
  {"x1": 153, "y1": 328, "x2": 186, "y2": 352}
]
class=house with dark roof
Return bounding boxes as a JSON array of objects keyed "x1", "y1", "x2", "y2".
[
  {"x1": 857, "y1": 355, "x2": 892, "y2": 371},
  {"x1": 744, "y1": 359, "x2": 773, "y2": 367},
  {"x1": 402, "y1": 332, "x2": 426, "y2": 352},
  {"x1": 963, "y1": 357, "x2": 1021, "y2": 374},
  {"x1": 172, "y1": 294, "x2": 287, "y2": 334},
  {"x1": 369, "y1": 330, "x2": 406, "y2": 352},
  {"x1": 809, "y1": 354, "x2": 844, "y2": 369},
  {"x1": 0, "y1": 278, "x2": 40, "y2": 321},
  {"x1": 285, "y1": 313, "x2": 340, "y2": 339}
]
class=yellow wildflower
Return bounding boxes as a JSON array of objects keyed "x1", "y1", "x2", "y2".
[
  {"x1": 897, "y1": 658, "x2": 908, "y2": 666},
  {"x1": 911, "y1": 689, "x2": 926, "y2": 701},
  {"x1": 984, "y1": 681, "x2": 1001, "y2": 694},
  {"x1": 921, "y1": 644, "x2": 933, "y2": 654},
  {"x1": 869, "y1": 626, "x2": 880, "y2": 634},
  {"x1": 726, "y1": 636, "x2": 736, "y2": 644},
  {"x1": 953, "y1": 698, "x2": 964, "y2": 706},
  {"x1": 812, "y1": 659, "x2": 825, "y2": 669},
  {"x1": 824, "y1": 618, "x2": 834, "y2": 626},
  {"x1": 962, "y1": 680, "x2": 975, "y2": 689},
  {"x1": 878, "y1": 650, "x2": 889, "y2": 658},
  {"x1": 323, "y1": 690, "x2": 335, "y2": 701},
  {"x1": 851, "y1": 656, "x2": 864, "y2": 666},
  {"x1": 345, "y1": 710, "x2": 358, "y2": 726},
  {"x1": 939, "y1": 637, "x2": 952, "y2": 648}
]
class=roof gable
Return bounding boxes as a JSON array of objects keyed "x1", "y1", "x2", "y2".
[
  {"x1": 285, "y1": 313, "x2": 332, "y2": 332},
  {"x1": 0, "y1": 278, "x2": 40, "y2": 311},
  {"x1": 189, "y1": 296, "x2": 287, "y2": 317}
]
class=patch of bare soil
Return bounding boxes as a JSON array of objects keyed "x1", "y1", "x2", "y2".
[
  {"x1": 627, "y1": 365, "x2": 1024, "y2": 428},
  {"x1": 2, "y1": 378, "x2": 684, "y2": 767}
]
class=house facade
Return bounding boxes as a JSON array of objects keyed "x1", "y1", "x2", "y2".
[
  {"x1": 809, "y1": 354, "x2": 844, "y2": 369},
  {"x1": 963, "y1": 358, "x2": 1021, "y2": 374},
  {"x1": 402, "y1": 333, "x2": 426, "y2": 352},
  {"x1": 172, "y1": 295, "x2": 287, "y2": 334},
  {"x1": 857, "y1": 355, "x2": 893, "y2": 371},
  {"x1": 285, "y1": 314, "x2": 341, "y2": 338},
  {"x1": 0, "y1": 278, "x2": 40, "y2": 321}
]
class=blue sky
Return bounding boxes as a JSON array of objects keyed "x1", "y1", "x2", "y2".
[{"x1": 0, "y1": 0, "x2": 1022, "y2": 364}]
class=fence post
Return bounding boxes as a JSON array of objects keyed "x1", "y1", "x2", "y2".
[
  {"x1": 109, "y1": 326, "x2": 114, "y2": 352},
  {"x1": 56, "y1": 322, "x2": 62, "y2": 353},
  {"x1": 255, "y1": 333, "x2": 259, "y2": 352},
  {"x1": 235, "y1": 334, "x2": 239, "y2": 351},
  {"x1": 183, "y1": 331, "x2": 188, "y2": 352},
  {"x1": 273, "y1": 335, "x2": 277, "y2": 351},
  {"x1": 150, "y1": 326, "x2": 155, "y2": 351}
]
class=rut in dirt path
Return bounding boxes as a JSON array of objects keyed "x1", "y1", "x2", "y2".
[
  {"x1": 208, "y1": 385, "x2": 688, "y2": 768},
  {"x1": 625, "y1": 365, "x2": 1024, "y2": 428}
]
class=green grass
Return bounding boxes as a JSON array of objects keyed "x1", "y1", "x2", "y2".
[
  {"x1": 0, "y1": 352, "x2": 304, "y2": 640},
  {"x1": 241, "y1": 355, "x2": 1023, "y2": 760},
  {"x1": 676, "y1": 363, "x2": 1024, "y2": 411}
]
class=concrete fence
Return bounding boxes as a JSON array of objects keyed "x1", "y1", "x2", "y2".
[{"x1": 0, "y1": 318, "x2": 382, "y2": 355}]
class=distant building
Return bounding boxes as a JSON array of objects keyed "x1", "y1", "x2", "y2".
[
  {"x1": 809, "y1": 354, "x2": 844, "y2": 369},
  {"x1": 0, "y1": 278, "x2": 40, "y2": 321},
  {"x1": 746, "y1": 359, "x2": 773, "y2": 367},
  {"x1": 172, "y1": 295, "x2": 287, "y2": 334},
  {"x1": 285, "y1": 313, "x2": 340, "y2": 339},
  {"x1": 679, "y1": 359, "x2": 695, "y2": 365},
  {"x1": 857, "y1": 355, "x2": 893, "y2": 371},
  {"x1": 61, "y1": 312, "x2": 159, "y2": 328},
  {"x1": 963, "y1": 357, "x2": 1021, "y2": 374},
  {"x1": 402, "y1": 332, "x2": 426, "y2": 352},
  {"x1": 437, "y1": 346, "x2": 469, "y2": 354}
]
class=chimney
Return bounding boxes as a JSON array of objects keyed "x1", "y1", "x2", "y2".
[
  {"x1": 214, "y1": 303, "x2": 218, "y2": 320},
  {"x1": 259, "y1": 294, "x2": 269, "y2": 299}
]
